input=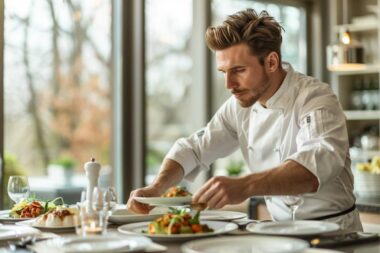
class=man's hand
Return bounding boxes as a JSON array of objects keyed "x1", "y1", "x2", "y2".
[
  {"x1": 126, "y1": 186, "x2": 161, "y2": 214},
  {"x1": 192, "y1": 176, "x2": 248, "y2": 209}
]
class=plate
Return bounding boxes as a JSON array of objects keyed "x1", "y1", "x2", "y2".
[
  {"x1": 117, "y1": 221, "x2": 238, "y2": 242},
  {"x1": 199, "y1": 210, "x2": 247, "y2": 221},
  {"x1": 109, "y1": 208, "x2": 167, "y2": 224},
  {"x1": 134, "y1": 196, "x2": 192, "y2": 206},
  {"x1": 0, "y1": 225, "x2": 40, "y2": 241},
  {"x1": 32, "y1": 235, "x2": 151, "y2": 253},
  {"x1": 247, "y1": 220, "x2": 340, "y2": 236},
  {"x1": 17, "y1": 219, "x2": 75, "y2": 232},
  {"x1": 0, "y1": 210, "x2": 32, "y2": 223},
  {"x1": 181, "y1": 235, "x2": 309, "y2": 253}
]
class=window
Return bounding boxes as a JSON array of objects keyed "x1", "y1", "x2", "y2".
[
  {"x1": 3, "y1": 0, "x2": 112, "y2": 206},
  {"x1": 145, "y1": 0, "x2": 194, "y2": 184}
]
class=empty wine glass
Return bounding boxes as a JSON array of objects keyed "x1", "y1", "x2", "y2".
[
  {"x1": 7, "y1": 176, "x2": 30, "y2": 204},
  {"x1": 283, "y1": 195, "x2": 304, "y2": 221}
]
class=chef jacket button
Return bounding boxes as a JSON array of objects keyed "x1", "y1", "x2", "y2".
[{"x1": 274, "y1": 147, "x2": 280, "y2": 152}]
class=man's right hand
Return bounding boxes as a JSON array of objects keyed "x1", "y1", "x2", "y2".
[{"x1": 126, "y1": 186, "x2": 161, "y2": 214}]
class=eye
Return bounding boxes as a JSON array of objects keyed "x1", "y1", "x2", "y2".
[{"x1": 233, "y1": 68, "x2": 245, "y2": 73}]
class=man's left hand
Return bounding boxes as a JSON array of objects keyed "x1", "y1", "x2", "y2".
[{"x1": 192, "y1": 176, "x2": 248, "y2": 209}]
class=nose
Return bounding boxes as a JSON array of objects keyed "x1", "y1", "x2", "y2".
[{"x1": 225, "y1": 73, "x2": 237, "y2": 90}]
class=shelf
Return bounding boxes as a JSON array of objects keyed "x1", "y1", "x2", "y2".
[
  {"x1": 345, "y1": 110, "x2": 380, "y2": 120},
  {"x1": 329, "y1": 64, "x2": 380, "y2": 75},
  {"x1": 335, "y1": 23, "x2": 378, "y2": 33}
]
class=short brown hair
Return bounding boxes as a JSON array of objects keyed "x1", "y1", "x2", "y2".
[{"x1": 205, "y1": 9, "x2": 284, "y2": 65}]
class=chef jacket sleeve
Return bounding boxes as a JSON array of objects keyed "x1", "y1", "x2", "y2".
[
  {"x1": 286, "y1": 96, "x2": 349, "y2": 191},
  {"x1": 165, "y1": 99, "x2": 240, "y2": 181}
]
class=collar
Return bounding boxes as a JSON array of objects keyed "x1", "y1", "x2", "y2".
[{"x1": 264, "y1": 62, "x2": 294, "y2": 111}]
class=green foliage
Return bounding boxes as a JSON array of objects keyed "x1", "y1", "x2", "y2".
[
  {"x1": 2, "y1": 152, "x2": 27, "y2": 208},
  {"x1": 52, "y1": 156, "x2": 76, "y2": 170},
  {"x1": 226, "y1": 160, "x2": 244, "y2": 176}
]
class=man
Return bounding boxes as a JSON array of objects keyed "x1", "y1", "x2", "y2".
[{"x1": 127, "y1": 9, "x2": 362, "y2": 231}]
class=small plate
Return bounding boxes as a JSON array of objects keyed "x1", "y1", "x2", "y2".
[
  {"x1": 199, "y1": 210, "x2": 247, "y2": 221},
  {"x1": 134, "y1": 196, "x2": 192, "y2": 206},
  {"x1": 181, "y1": 235, "x2": 309, "y2": 253},
  {"x1": 0, "y1": 210, "x2": 32, "y2": 223},
  {"x1": 32, "y1": 235, "x2": 151, "y2": 253},
  {"x1": 0, "y1": 225, "x2": 40, "y2": 241},
  {"x1": 247, "y1": 220, "x2": 340, "y2": 236},
  {"x1": 17, "y1": 219, "x2": 75, "y2": 232},
  {"x1": 117, "y1": 221, "x2": 238, "y2": 242},
  {"x1": 109, "y1": 208, "x2": 167, "y2": 224}
]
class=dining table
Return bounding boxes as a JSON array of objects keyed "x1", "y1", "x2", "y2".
[{"x1": 1, "y1": 221, "x2": 380, "y2": 253}]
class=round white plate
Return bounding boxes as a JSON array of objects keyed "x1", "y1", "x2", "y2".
[
  {"x1": 0, "y1": 213, "x2": 32, "y2": 223},
  {"x1": 0, "y1": 225, "x2": 40, "y2": 241},
  {"x1": 109, "y1": 209, "x2": 167, "y2": 224},
  {"x1": 304, "y1": 249, "x2": 345, "y2": 253},
  {"x1": 117, "y1": 221, "x2": 238, "y2": 242},
  {"x1": 35, "y1": 235, "x2": 151, "y2": 253},
  {"x1": 17, "y1": 219, "x2": 75, "y2": 232},
  {"x1": 134, "y1": 196, "x2": 192, "y2": 206},
  {"x1": 247, "y1": 220, "x2": 340, "y2": 236},
  {"x1": 181, "y1": 235, "x2": 309, "y2": 253},
  {"x1": 199, "y1": 210, "x2": 247, "y2": 221}
]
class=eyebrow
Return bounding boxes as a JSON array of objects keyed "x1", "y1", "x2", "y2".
[{"x1": 217, "y1": 65, "x2": 245, "y2": 72}]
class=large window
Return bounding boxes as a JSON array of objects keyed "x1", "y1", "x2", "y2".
[
  {"x1": 3, "y1": 0, "x2": 112, "y2": 206},
  {"x1": 145, "y1": 0, "x2": 194, "y2": 184}
]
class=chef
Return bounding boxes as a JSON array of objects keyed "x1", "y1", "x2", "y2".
[{"x1": 127, "y1": 9, "x2": 363, "y2": 232}]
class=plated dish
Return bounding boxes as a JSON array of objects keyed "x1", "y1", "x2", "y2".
[
  {"x1": 134, "y1": 196, "x2": 192, "y2": 207},
  {"x1": 118, "y1": 221, "x2": 237, "y2": 242},
  {"x1": 17, "y1": 219, "x2": 76, "y2": 232},
  {"x1": 246, "y1": 220, "x2": 340, "y2": 236},
  {"x1": 181, "y1": 235, "x2": 309, "y2": 253}
]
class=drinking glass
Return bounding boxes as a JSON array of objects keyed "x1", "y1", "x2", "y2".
[
  {"x1": 283, "y1": 195, "x2": 304, "y2": 221},
  {"x1": 7, "y1": 176, "x2": 30, "y2": 204}
]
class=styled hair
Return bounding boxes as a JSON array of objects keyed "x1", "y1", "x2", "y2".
[{"x1": 205, "y1": 9, "x2": 284, "y2": 65}]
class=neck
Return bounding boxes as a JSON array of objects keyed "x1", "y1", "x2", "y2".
[{"x1": 259, "y1": 68, "x2": 287, "y2": 107}]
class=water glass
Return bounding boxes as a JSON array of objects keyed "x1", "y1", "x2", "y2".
[
  {"x1": 7, "y1": 176, "x2": 30, "y2": 204},
  {"x1": 283, "y1": 195, "x2": 304, "y2": 221}
]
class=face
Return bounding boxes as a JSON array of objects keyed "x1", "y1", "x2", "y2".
[{"x1": 216, "y1": 43, "x2": 272, "y2": 107}]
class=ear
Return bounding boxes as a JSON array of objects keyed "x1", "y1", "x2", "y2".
[{"x1": 265, "y1": 52, "x2": 280, "y2": 73}]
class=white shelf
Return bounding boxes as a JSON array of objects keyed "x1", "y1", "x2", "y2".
[
  {"x1": 329, "y1": 64, "x2": 380, "y2": 75},
  {"x1": 345, "y1": 110, "x2": 380, "y2": 120},
  {"x1": 335, "y1": 23, "x2": 378, "y2": 33}
]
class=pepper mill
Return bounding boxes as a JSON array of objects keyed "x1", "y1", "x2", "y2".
[{"x1": 84, "y1": 157, "x2": 101, "y2": 212}]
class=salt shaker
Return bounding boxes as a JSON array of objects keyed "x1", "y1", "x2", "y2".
[{"x1": 84, "y1": 158, "x2": 101, "y2": 212}]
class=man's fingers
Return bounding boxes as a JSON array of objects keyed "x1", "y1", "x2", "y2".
[{"x1": 193, "y1": 178, "x2": 216, "y2": 203}]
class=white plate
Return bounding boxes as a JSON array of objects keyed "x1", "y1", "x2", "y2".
[
  {"x1": 32, "y1": 235, "x2": 151, "y2": 253},
  {"x1": 247, "y1": 220, "x2": 340, "y2": 236},
  {"x1": 0, "y1": 213, "x2": 32, "y2": 223},
  {"x1": 199, "y1": 210, "x2": 247, "y2": 221},
  {"x1": 0, "y1": 225, "x2": 40, "y2": 241},
  {"x1": 118, "y1": 221, "x2": 238, "y2": 242},
  {"x1": 181, "y1": 235, "x2": 309, "y2": 253},
  {"x1": 17, "y1": 219, "x2": 75, "y2": 232},
  {"x1": 109, "y1": 208, "x2": 167, "y2": 224},
  {"x1": 134, "y1": 196, "x2": 192, "y2": 206}
]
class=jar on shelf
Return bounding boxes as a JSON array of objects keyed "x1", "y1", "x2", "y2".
[{"x1": 351, "y1": 77, "x2": 363, "y2": 110}]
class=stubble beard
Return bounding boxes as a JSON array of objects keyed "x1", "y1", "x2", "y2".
[{"x1": 238, "y1": 74, "x2": 271, "y2": 108}]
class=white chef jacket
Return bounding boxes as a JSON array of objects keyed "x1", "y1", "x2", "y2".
[{"x1": 165, "y1": 63, "x2": 362, "y2": 231}]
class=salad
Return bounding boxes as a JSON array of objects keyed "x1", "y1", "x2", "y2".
[
  {"x1": 147, "y1": 208, "x2": 213, "y2": 235},
  {"x1": 161, "y1": 186, "x2": 192, "y2": 198},
  {"x1": 9, "y1": 196, "x2": 65, "y2": 218}
]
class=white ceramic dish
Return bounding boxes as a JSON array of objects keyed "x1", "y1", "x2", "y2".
[
  {"x1": 134, "y1": 196, "x2": 192, "y2": 206},
  {"x1": 117, "y1": 221, "x2": 238, "y2": 242},
  {"x1": 32, "y1": 235, "x2": 151, "y2": 253},
  {"x1": 17, "y1": 219, "x2": 75, "y2": 232},
  {"x1": 247, "y1": 220, "x2": 340, "y2": 236},
  {"x1": 0, "y1": 210, "x2": 32, "y2": 223},
  {"x1": 109, "y1": 208, "x2": 167, "y2": 224},
  {"x1": 199, "y1": 210, "x2": 247, "y2": 221},
  {"x1": 181, "y1": 235, "x2": 309, "y2": 253},
  {"x1": 0, "y1": 225, "x2": 40, "y2": 241}
]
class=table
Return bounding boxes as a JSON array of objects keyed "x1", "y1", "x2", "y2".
[{"x1": 1, "y1": 224, "x2": 379, "y2": 253}]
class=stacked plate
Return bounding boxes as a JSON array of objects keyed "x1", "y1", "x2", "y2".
[{"x1": 353, "y1": 170, "x2": 380, "y2": 197}]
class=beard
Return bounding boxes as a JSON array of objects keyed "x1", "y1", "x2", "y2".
[{"x1": 236, "y1": 72, "x2": 271, "y2": 108}]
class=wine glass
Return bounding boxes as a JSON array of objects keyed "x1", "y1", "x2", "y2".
[
  {"x1": 7, "y1": 176, "x2": 30, "y2": 204},
  {"x1": 283, "y1": 195, "x2": 304, "y2": 221}
]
